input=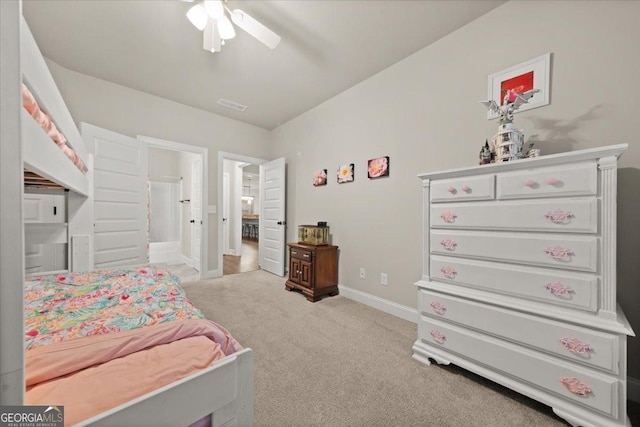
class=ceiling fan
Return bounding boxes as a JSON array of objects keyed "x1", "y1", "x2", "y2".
[{"x1": 183, "y1": 0, "x2": 281, "y2": 53}]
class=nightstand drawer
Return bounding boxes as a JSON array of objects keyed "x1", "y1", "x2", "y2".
[
  {"x1": 420, "y1": 290, "x2": 618, "y2": 373},
  {"x1": 419, "y1": 317, "x2": 619, "y2": 417},
  {"x1": 429, "y1": 255, "x2": 598, "y2": 312},
  {"x1": 290, "y1": 247, "x2": 312, "y2": 261},
  {"x1": 431, "y1": 175, "x2": 495, "y2": 203},
  {"x1": 497, "y1": 162, "x2": 597, "y2": 200},
  {"x1": 430, "y1": 198, "x2": 597, "y2": 233},
  {"x1": 431, "y1": 230, "x2": 598, "y2": 273}
]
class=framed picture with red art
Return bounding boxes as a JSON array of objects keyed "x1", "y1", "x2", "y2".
[{"x1": 486, "y1": 53, "x2": 551, "y2": 120}]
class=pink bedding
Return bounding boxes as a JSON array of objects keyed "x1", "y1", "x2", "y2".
[
  {"x1": 21, "y1": 83, "x2": 88, "y2": 174},
  {"x1": 26, "y1": 319, "x2": 241, "y2": 426},
  {"x1": 24, "y1": 268, "x2": 242, "y2": 425}
]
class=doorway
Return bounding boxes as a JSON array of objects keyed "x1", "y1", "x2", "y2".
[
  {"x1": 221, "y1": 159, "x2": 261, "y2": 275},
  {"x1": 140, "y1": 136, "x2": 208, "y2": 280},
  {"x1": 218, "y1": 152, "x2": 266, "y2": 276}
]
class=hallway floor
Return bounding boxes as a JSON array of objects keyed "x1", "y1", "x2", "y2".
[{"x1": 224, "y1": 238, "x2": 260, "y2": 275}]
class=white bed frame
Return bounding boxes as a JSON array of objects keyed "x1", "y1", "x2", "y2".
[{"x1": 0, "y1": 5, "x2": 254, "y2": 425}]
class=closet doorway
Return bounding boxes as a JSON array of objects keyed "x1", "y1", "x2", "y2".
[{"x1": 140, "y1": 136, "x2": 208, "y2": 280}]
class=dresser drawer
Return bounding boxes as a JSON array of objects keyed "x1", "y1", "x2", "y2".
[
  {"x1": 431, "y1": 198, "x2": 597, "y2": 233},
  {"x1": 431, "y1": 230, "x2": 598, "y2": 273},
  {"x1": 496, "y1": 162, "x2": 597, "y2": 200},
  {"x1": 431, "y1": 175, "x2": 495, "y2": 203},
  {"x1": 429, "y1": 255, "x2": 598, "y2": 312},
  {"x1": 290, "y1": 247, "x2": 313, "y2": 261},
  {"x1": 420, "y1": 290, "x2": 618, "y2": 373},
  {"x1": 419, "y1": 317, "x2": 619, "y2": 416}
]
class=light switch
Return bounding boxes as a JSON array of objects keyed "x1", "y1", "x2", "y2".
[{"x1": 208, "y1": 205, "x2": 217, "y2": 214}]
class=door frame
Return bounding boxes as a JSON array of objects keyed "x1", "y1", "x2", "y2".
[
  {"x1": 139, "y1": 135, "x2": 208, "y2": 280},
  {"x1": 217, "y1": 151, "x2": 267, "y2": 277}
]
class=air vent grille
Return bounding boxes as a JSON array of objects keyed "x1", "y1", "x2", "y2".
[{"x1": 217, "y1": 98, "x2": 248, "y2": 112}]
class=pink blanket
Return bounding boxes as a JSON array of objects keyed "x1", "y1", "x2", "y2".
[{"x1": 26, "y1": 319, "x2": 242, "y2": 426}]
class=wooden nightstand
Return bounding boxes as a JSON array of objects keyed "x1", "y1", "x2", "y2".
[{"x1": 285, "y1": 243, "x2": 338, "y2": 302}]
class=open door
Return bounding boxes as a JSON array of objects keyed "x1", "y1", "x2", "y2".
[
  {"x1": 259, "y1": 157, "x2": 286, "y2": 276},
  {"x1": 83, "y1": 124, "x2": 148, "y2": 269}
]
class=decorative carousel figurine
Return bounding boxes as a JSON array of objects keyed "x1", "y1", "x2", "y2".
[{"x1": 480, "y1": 88, "x2": 539, "y2": 162}]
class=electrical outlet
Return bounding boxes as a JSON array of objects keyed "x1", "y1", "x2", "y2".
[
  {"x1": 380, "y1": 273, "x2": 388, "y2": 285},
  {"x1": 360, "y1": 268, "x2": 366, "y2": 279}
]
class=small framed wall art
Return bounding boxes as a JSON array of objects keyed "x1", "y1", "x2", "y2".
[
  {"x1": 367, "y1": 156, "x2": 389, "y2": 179},
  {"x1": 313, "y1": 169, "x2": 327, "y2": 186},
  {"x1": 337, "y1": 163, "x2": 354, "y2": 184},
  {"x1": 486, "y1": 53, "x2": 551, "y2": 120}
]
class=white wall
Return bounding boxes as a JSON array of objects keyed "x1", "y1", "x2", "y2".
[
  {"x1": 271, "y1": 0, "x2": 640, "y2": 379},
  {"x1": 44, "y1": 60, "x2": 272, "y2": 274}
]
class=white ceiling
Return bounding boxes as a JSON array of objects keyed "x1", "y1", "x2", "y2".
[{"x1": 22, "y1": 0, "x2": 504, "y2": 130}]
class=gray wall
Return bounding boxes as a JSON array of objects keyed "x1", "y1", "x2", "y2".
[
  {"x1": 45, "y1": 60, "x2": 272, "y2": 273},
  {"x1": 271, "y1": 0, "x2": 640, "y2": 379}
]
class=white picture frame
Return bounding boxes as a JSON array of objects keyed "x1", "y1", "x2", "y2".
[{"x1": 487, "y1": 53, "x2": 551, "y2": 120}]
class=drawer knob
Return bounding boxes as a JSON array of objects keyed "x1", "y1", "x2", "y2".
[
  {"x1": 525, "y1": 179, "x2": 537, "y2": 187},
  {"x1": 560, "y1": 377, "x2": 592, "y2": 396},
  {"x1": 461, "y1": 185, "x2": 471, "y2": 192},
  {"x1": 430, "y1": 329, "x2": 446, "y2": 344},
  {"x1": 560, "y1": 337, "x2": 594, "y2": 355},
  {"x1": 440, "y1": 266, "x2": 458, "y2": 279},
  {"x1": 440, "y1": 211, "x2": 457, "y2": 223},
  {"x1": 430, "y1": 301, "x2": 447, "y2": 315},
  {"x1": 440, "y1": 239, "x2": 457, "y2": 251},
  {"x1": 544, "y1": 246, "x2": 574, "y2": 260},
  {"x1": 544, "y1": 209, "x2": 574, "y2": 224},
  {"x1": 547, "y1": 177, "x2": 559, "y2": 186},
  {"x1": 544, "y1": 282, "x2": 574, "y2": 297},
  {"x1": 447, "y1": 186, "x2": 456, "y2": 194}
]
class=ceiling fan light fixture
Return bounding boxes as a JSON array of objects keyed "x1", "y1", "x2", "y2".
[
  {"x1": 203, "y1": 0, "x2": 224, "y2": 20},
  {"x1": 186, "y1": 4, "x2": 209, "y2": 31},
  {"x1": 217, "y1": 15, "x2": 236, "y2": 40},
  {"x1": 231, "y1": 9, "x2": 281, "y2": 49},
  {"x1": 203, "y1": 20, "x2": 222, "y2": 53}
]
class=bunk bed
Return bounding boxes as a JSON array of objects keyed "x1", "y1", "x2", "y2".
[{"x1": 15, "y1": 15, "x2": 253, "y2": 427}]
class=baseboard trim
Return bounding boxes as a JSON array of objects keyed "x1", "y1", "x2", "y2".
[
  {"x1": 338, "y1": 285, "x2": 418, "y2": 324},
  {"x1": 205, "y1": 269, "x2": 222, "y2": 279},
  {"x1": 180, "y1": 254, "x2": 192, "y2": 268},
  {"x1": 629, "y1": 376, "x2": 640, "y2": 403}
]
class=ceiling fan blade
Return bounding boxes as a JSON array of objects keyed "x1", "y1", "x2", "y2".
[{"x1": 230, "y1": 9, "x2": 281, "y2": 49}]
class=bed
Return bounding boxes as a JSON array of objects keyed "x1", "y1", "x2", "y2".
[
  {"x1": 0, "y1": 11, "x2": 254, "y2": 426},
  {"x1": 24, "y1": 267, "x2": 250, "y2": 427}
]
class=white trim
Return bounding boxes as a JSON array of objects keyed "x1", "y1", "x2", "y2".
[
  {"x1": 206, "y1": 268, "x2": 221, "y2": 279},
  {"x1": 138, "y1": 135, "x2": 208, "y2": 282},
  {"x1": 180, "y1": 254, "x2": 193, "y2": 268},
  {"x1": 338, "y1": 285, "x2": 418, "y2": 324},
  {"x1": 217, "y1": 151, "x2": 267, "y2": 276},
  {"x1": 629, "y1": 376, "x2": 640, "y2": 404}
]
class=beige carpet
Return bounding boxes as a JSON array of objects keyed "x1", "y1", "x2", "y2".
[{"x1": 181, "y1": 270, "x2": 636, "y2": 427}]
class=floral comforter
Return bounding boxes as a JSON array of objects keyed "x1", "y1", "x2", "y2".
[{"x1": 24, "y1": 267, "x2": 204, "y2": 351}]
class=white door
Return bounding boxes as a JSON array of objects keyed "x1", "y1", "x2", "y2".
[
  {"x1": 190, "y1": 157, "x2": 202, "y2": 272},
  {"x1": 259, "y1": 157, "x2": 286, "y2": 276},
  {"x1": 84, "y1": 124, "x2": 148, "y2": 269},
  {"x1": 222, "y1": 172, "x2": 230, "y2": 255}
]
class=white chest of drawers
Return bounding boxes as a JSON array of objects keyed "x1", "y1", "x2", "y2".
[{"x1": 413, "y1": 144, "x2": 634, "y2": 427}]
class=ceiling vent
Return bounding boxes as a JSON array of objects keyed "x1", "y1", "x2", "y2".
[{"x1": 217, "y1": 98, "x2": 248, "y2": 112}]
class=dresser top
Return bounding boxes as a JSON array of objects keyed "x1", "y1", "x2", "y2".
[{"x1": 418, "y1": 144, "x2": 627, "y2": 181}]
